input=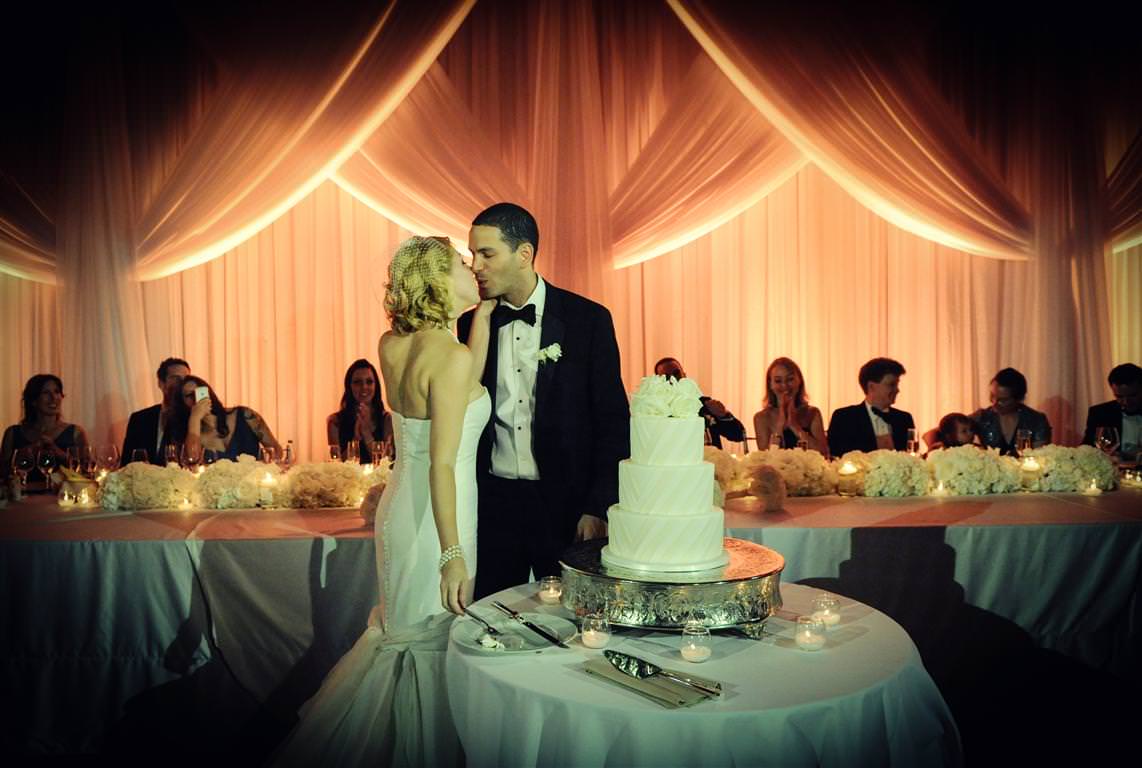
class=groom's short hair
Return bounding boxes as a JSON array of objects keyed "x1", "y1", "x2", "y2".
[{"x1": 473, "y1": 203, "x2": 539, "y2": 259}]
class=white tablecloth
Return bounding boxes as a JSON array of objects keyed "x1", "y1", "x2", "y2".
[{"x1": 447, "y1": 583, "x2": 962, "y2": 767}]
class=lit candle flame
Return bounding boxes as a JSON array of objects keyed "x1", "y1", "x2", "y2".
[{"x1": 838, "y1": 461, "x2": 858, "y2": 476}]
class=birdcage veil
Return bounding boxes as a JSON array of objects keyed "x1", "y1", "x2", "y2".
[{"x1": 384, "y1": 236, "x2": 455, "y2": 333}]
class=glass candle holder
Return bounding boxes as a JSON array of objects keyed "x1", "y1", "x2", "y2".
[
  {"x1": 1019, "y1": 456, "x2": 1042, "y2": 491},
  {"x1": 810, "y1": 594, "x2": 841, "y2": 626},
  {"x1": 580, "y1": 613, "x2": 611, "y2": 649},
  {"x1": 837, "y1": 461, "x2": 862, "y2": 497},
  {"x1": 680, "y1": 620, "x2": 713, "y2": 662},
  {"x1": 795, "y1": 616, "x2": 827, "y2": 651},
  {"x1": 537, "y1": 576, "x2": 563, "y2": 604}
]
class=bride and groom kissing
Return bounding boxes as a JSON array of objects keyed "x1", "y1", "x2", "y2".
[{"x1": 273, "y1": 202, "x2": 629, "y2": 764}]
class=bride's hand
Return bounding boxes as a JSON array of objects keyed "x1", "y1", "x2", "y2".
[
  {"x1": 440, "y1": 558, "x2": 468, "y2": 614},
  {"x1": 474, "y1": 299, "x2": 497, "y2": 321}
]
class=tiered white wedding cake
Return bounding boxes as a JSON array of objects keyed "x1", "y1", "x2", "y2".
[{"x1": 601, "y1": 376, "x2": 730, "y2": 573}]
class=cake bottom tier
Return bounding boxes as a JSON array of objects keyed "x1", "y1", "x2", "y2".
[{"x1": 601, "y1": 504, "x2": 729, "y2": 573}]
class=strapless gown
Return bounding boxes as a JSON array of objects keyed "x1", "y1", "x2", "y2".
[{"x1": 272, "y1": 390, "x2": 490, "y2": 767}]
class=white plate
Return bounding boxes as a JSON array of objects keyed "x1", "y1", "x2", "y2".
[{"x1": 454, "y1": 612, "x2": 577, "y2": 653}]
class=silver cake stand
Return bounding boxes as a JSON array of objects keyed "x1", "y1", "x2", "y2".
[{"x1": 559, "y1": 537, "x2": 785, "y2": 630}]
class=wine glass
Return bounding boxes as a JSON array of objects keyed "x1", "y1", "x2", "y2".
[
  {"x1": 11, "y1": 448, "x2": 34, "y2": 493},
  {"x1": 97, "y1": 444, "x2": 121, "y2": 471},
  {"x1": 66, "y1": 446, "x2": 81, "y2": 472},
  {"x1": 37, "y1": 449, "x2": 59, "y2": 492},
  {"x1": 1015, "y1": 428, "x2": 1033, "y2": 456},
  {"x1": 203, "y1": 448, "x2": 219, "y2": 467},
  {"x1": 276, "y1": 442, "x2": 294, "y2": 471},
  {"x1": 130, "y1": 449, "x2": 149, "y2": 464},
  {"x1": 906, "y1": 428, "x2": 920, "y2": 455},
  {"x1": 328, "y1": 445, "x2": 343, "y2": 462},
  {"x1": 164, "y1": 443, "x2": 182, "y2": 466},
  {"x1": 769, "y1": 433, "x2": 783, "y2": 450},
  {"x1": 368, "y1": 440, "x2": 387, "y2": 465},
  {"x1": 182, "y1": 444, "x2": 203, "y2": 474},
  {"x1": 77, "y1": 445, "x2": 97, "y2": 478},
  {"x1": 1095, "y1": 427, "x2": 1120, "y2": 458},
  {"x1": 345, "y1": 440, "x2": 360, "y2": 464}
]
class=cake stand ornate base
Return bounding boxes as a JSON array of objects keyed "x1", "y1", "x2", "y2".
[{"x1": 559, "y1": 537, "x2": 785, "y2": 630}]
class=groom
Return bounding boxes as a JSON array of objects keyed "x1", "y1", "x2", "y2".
[{"x1": 458, "y1": 203, "x2": 630, "y2": 599}]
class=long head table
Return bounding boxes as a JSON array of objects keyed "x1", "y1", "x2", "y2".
[{"x1": 2, "y1": 489, "x2": 1139, "y2": 757}]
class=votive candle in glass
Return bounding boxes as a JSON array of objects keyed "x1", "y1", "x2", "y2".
[
  {"x1": 811, "y1": 594, "x2": 841, "y2": 626},
  {"x1": 680, "y1": 620, "x2": 713, "y2": 662},
  {"x1": 537, "y1": 576, "x2": 563, "y2": 604},
  {"x1": 795, "y1": 616, "x2": 827, "y2": 651},
  {"x1": 580, "y1": 613, "x2": 611, "y2": 649}
]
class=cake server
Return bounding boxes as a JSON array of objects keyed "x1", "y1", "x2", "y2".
[
  {"x1": 604, "y1": 650, "x2": 723, "y2": 697},
  {"x1": 491, "y1": 601, "x2": 570, "y2": 648}
]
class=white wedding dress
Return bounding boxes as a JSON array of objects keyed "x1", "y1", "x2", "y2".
[{"x1": 273, "y1": 389, "x2": 490, "y2": 767}]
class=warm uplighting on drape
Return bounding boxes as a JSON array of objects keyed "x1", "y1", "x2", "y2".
[
  {"x1": 0, "y1": 173, "x2": 55, "y2": 284},
  {"x1": 1109, "y1": 133, "x2": 1142, "y2": 251}
]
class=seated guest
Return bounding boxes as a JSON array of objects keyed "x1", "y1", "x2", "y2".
[
  {"x1": 926, "y1": 413, "x2": 977, "y2": 452},
  {"x1": 326, "y1": 359, "x2": 393, "y2": 463},
  {"x1": 1083, "y1": 362, "x2": 1141, "y2": 463},
  {"x1": 972, "y1": 367, "x2": 1050, "y2": 456},
  {"x1": 1, "y1": 374, "x2": 89, "y2": 487},
  {"x1": 654, "y1": 356, "x2": 746, "y2": 449},
  {"x1": 752, "y1": 357, "x2": 826, "y2": 454},
  {"x1": 121, "y1": 357, "x2": 191, "y2": 466},
  {"x1": 168, "y1": 376, "x2": 281, "y2": 460},
  {"x1": 827, "y1": 357, "x2": 915, "y2": 457}
]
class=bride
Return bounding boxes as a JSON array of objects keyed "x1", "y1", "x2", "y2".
[{"x1": 273, "y1": 236, "x2": 493, "y2": 766}]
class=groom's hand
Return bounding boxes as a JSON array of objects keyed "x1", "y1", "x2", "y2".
[{"x1": 575, "y1": 514, "x2": 607, "y2": 542}]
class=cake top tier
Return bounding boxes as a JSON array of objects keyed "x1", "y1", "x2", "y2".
[{"x1": 630, "y1": 375, "x2": 703, "y2": 418}]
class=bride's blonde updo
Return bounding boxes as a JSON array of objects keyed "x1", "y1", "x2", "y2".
[{"x1": 384, "y1": 236, "x2": 455, "y2": 334}]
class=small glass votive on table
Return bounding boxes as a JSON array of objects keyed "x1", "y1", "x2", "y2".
[
  {"x1": 795, "y1": 616, "x2": 827, "y2": 651},
  {"x1": 537, "y1": 576, "x2": 563, "y2": 604},
  {"x1": 810, "y1": 594, "x2": 841, "y2": 627},
  {"x1": 680, "y1": 620, "x2": 713, "y2": 663},
  {"x1": 580, "y1": 613, "x2": 611, "y2": 649}
]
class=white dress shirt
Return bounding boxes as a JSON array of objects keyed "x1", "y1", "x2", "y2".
[
  {"x1": 1122, "y1": 412, "x2": 1141, "y2": 454},
  {"x1": 864, "y1": 401, "x2": 893, "y2": 437},
  {"x1": 491, "y1": 277, "x2": 547, "y2": 480}
]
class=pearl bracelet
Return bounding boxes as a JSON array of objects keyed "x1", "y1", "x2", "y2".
[{"x1": 439, "y1": 544, "x2": 464, "y2": 570}]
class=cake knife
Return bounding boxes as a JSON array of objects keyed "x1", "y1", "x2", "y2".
[
  {"x1": 491, "y1": 601, "x2": 570, "y2": 649},
  {"x1": 604, "y1": 650, "x2": 723, "y2": 697}
]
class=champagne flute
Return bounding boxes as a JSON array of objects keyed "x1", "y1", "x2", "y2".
[
  {"x1": 1015, "y1": 428, "x2": 1033, "y2": 456},
  {"x1": 276, "y1": 441, "x2": 294, "y2": 470},
  {"x1": 165, "y1": 443, "x2": 182, "y2": 466},
  {"x1": 345, "y1": 440, "x2": 360, "y2": 464},
  {"x1": 1095, "y1": 427, "x2": 1120, "y2": 458},
  {"x1": 12, "y1": 448, "x2": 34, "y2": 493},
  {"x1": 77, "y1": 445, "x2": 97, "y2": 478},
  {"x1": 37, "y1": 449, "x2": 59, "y2": 492},
  {"x1": 368, "y1": 440, "x2": 387, "y2": 465},
  {"x1": 769, "y1": 433, "x2": 783, "y2": 450},
  {"x1": 906, "y1": 428, "x2": 920, "y2": 455}
]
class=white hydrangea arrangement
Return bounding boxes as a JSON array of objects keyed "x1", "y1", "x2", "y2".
[
  {"x1": 1022, "y1": 445, "x2": 1117, "y2": 492},
  {"x1": 287, "y1": 460, "x2": 389, "y2": 509},
  {"x1": 194, "y1": 455, "x2": 266, "y2": 509},
  {"x1": 630, "y1": 375, "x2": 703, "y2": 418},
  {"x1": 839, "y1": 450, "x2": 929, "y2": 498},
  {"x1": 742, "y1": 448, "x2": 837, "y2": 497},
  {"x1": 703, "y1": 445, "x2": 749, "y2": 506},
  {"x1": 927, "y1": 446, "x2": 1021, "y2": 495},
  {"x1": 98, "y1": 461, "x2": 198, "y2": 511}
]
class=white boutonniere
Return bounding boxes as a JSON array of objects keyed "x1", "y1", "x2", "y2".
[{"x1": 537, "y1": 343, "x2": 562, "y2": 364}]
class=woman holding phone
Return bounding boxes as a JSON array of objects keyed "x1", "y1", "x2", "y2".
[{"x1": 168, "y1": 376, "x2": 281, "y2": 460}]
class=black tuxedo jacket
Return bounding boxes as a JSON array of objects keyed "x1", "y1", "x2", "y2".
[
  {"x1": 1083, "y1": 401, "x2": 1123, "y2": 446},
  {"x1": 120, "y1": 404, "x2": 165, "y2": 466},
  {"x1": 458, "y1": 282, "x2": 630, "y2": 522},
  {"x1": 827, "y1": 403, "x2": 915, "y2": 457}
]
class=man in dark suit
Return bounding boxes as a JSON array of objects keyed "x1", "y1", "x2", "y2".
[
  {"x1": 458, "y1": 203, "x2": 630, "y2": 599},
  {"x1": 1083, "y1": 363, "x2": 1141, "y2": 462},
  {"x1": 120, "y1": 357, "x2": 191, "y2": 466},
  {"x1": 827, "y1": 357, "x2": 915, "y2": 457},
  {"x1": 653, "y1": 356, "x2": 746, "y2": 449}
]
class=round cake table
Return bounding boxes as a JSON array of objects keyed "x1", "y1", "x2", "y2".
[{"x1": 447, "y1": 582, "x2": 962, "y2": 767}]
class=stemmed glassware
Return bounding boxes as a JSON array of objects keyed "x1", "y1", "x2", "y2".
[
  {"x1": 182, "y1": 444, "x2": 204, "y2": 474},
  {"x1": 259, "y1": 446, "x2": 278, "y2": 464},
  {"x1": 906, "y1": 428, "x2": 920, "y2": 455},
  {"x1": 37, "y1": 449, "x2": 59, "y2": 492},
  {"x1": 11, "y1": 448, "x2": 34, "y2": 493},
  {"x1": 328, "y1": 445, "x2": 343, "y2": 462},
  {"x1": 368, "y1": 440, "x2": 387, "y2": 465},
  {"x1": 130, "y1": 449, "x2": 149, "y2": 464},
  {"x1": 77, "y1": 445, "x2": 97, "y2": 478},
  {"x1": 96, "y1": 444, "x2": 120, "y2": 472},
  {"x1": 1095, "y1": 427, "x2": 1120, "y2": 459},
  {"x1": 1015, "y1": 429, "x2": 1033, "y2": 456},
  {"x1": 164, "y1": 443, "x2": 182, "y2": 466},
  {"x1": 345, "y1": 440, "x2": 361, "y2": 464}
]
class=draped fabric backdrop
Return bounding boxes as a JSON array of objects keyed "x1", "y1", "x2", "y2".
[{"x1": 0, "y1": 0, "x2": 1139, "y2": 461}]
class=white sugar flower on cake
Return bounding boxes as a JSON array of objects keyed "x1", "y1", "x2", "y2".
[{"x1": 630, "y1": 375, "x2": 702, "y2": 418}]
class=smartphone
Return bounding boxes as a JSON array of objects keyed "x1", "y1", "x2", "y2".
[{"x1": 195, "y1": 386, "x2": 209, "y2": 403}]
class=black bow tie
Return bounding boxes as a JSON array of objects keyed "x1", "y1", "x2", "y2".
[
  {"x1": 492, "y1": 303, "x2": 537, "y2": 327},
  {"x1": 870, "y1": 406, "x2": 892, "y2": 421}
]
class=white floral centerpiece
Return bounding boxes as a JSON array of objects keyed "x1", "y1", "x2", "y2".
[
  {"x1": 1022, "y1": 445, "x2": 1117, "y2": 492},
  {"x1": 926, "y1": 446, "x2": 1021, "y2": 496},
  {"x1": 193, "y1": 455, "x2": 266, "y2": 509},
  {"x1": 838, "y1": 450, "x2": 929, "y2": 497},
  {"x1": 630, "y1": 374, "x2": 703, "y2": 417},
  {"x1": 287, "y1": 460, "x2": 388, "y2": 509},
  {"x1": 743, "y1": 448, "x2": 837, "y2": 497},
  {"x1": 703, "y1": 446, "x2": 748, "y2": 505},
  {"x1": 98, "y1": 462, "x2": 198, "y2": 511}
]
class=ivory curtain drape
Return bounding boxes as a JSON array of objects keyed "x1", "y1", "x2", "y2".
[{"x1": 1108, "y1": 132, "x2": 1142, "y2": 250}]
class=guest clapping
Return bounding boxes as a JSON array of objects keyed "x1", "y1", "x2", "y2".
[
  {"x1": 752, "y1": 357, "x2": 826, "y2": 454},
  {"x1": 827, "y1": 357, "x2": 915, "y2": 457},
  {"x1": 972, "y1": 368, "x2": 1050, "y2": 456},
  {"x1": 654, "y1": 357, "x2": 746, "y2": 449},
  {"x1": 168, "y1": 376, "x2": 281, "y2": 460},
  {"x1": 1, "y1": 374, "x2": 89, "y2": 485},
  {"x1": 327, "y1": 359, "x2": 393, "y2": 462}
]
